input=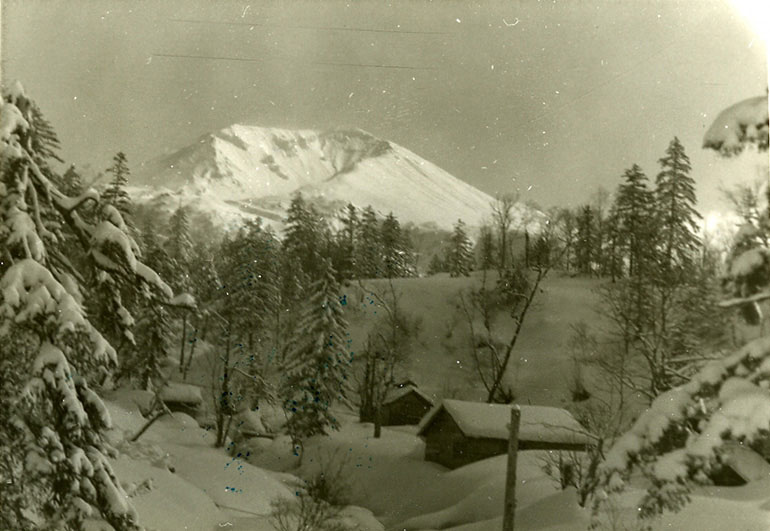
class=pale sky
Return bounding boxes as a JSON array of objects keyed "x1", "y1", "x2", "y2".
[{"x1": 2, "y1": 0, "x2": 768, "y2": 213}]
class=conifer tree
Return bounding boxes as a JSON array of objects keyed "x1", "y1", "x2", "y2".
[
  {"x1": 282, "y1": 193, "x2": 315, "y2": 298},
  {"x1": 615, "y1": 164, "x2": 657, "y2": 278},
  {"x1": 355, "y1": 206, "x2": 382, "y2": 279},
  {"x1": 655, "y1": 137, "x2": 701, "y2": 276},
  {"x1": 282, "y1": 259, "x2": 352, "y2": 453},
  {"x1": 381, "y1": 212, "x2": 412, "y2": 278},
  {"x1": 530, "y1": 235, "x2": 552, "y2": 270},
  {"x1": 575, "y1": 205, "x2": 595, "y2": 275},
  {"x1": 132, "y1": 230, "x2": 176, "y2": 390},
  {"x1": 102, "y1": 152, "x2": 132, "y2": 216},
  {"x1": 167, "y1": 204, "x2": 194, "y2": 266},
  {"x1": 427, "y1": 253, "x2": 446, "y2": 276},
  {"x1": 0, "y1": 82, "x2": 175, "y2": 530},
  {"x1": 447, "y1": 219, "x2": 474, "y2": 277},
  {"x1": 334, "y1": 203, "x2": 359, "y2": 280},
  {"x1": 219, "y1": 219, "x2": 281, "y2": 350},
  {"x1": 60, "y1": 164, "x2": 84, "y2": 197},
  {"x1": 604, "y1": 204, "x2": 624, "y2": 282},
  {"x1": 475, "y1": 223, "x2": 497, "y2": 271},
  {"x1": 611, "y1": 164, "x2": 659, "y2": 338}
]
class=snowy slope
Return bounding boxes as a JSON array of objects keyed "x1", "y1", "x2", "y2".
[{"x1": 132, "y1": 125, "x2": 540, "y2": 231}]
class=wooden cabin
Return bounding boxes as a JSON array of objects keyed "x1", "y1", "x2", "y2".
[
  {"x1": 159, "y1": 382, "x2": 203, "y2": 416},
  {"x1": 709, "y1": 442, "x2": 770, "y2": 486},
  {"x1": 380, "y1": 384, "x2": 434, "y2": 426},
  {"x1": 417, "y1": 399, "x2": 591, "y2": 469},
  {"x1": 360, "y1": 382, "x2": 434, "y2": 426}
]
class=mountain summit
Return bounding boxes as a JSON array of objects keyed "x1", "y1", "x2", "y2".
[{"x1": 133, "y1": 125, "x2": 533, "y2": 231}]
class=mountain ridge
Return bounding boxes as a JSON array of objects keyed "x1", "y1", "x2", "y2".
[{"x1": 131, "y1": 124, "x2": 541, "y2": 232}]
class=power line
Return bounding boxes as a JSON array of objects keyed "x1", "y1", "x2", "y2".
[
  {"x1": 152, "y1": 52, "x2": 437, "y2": 71},
  {"x1": 168, "y1": 18, "x2": 451, "y2": 35}
]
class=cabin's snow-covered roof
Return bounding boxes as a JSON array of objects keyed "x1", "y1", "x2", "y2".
[
  {"x1": 383, "y1": 384, "x2": 434, "y2": 406},
  {"x1": 159, "y1": 382, "x2": 203, "y2": 405},
  {"x1": 721, "y1": 442, "x2": 770, "y2": 483},
  {"x1": 417, "y1": 399, "x2": 591, "y2": 446}
]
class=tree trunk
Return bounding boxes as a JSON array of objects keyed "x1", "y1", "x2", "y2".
[
  {"x1": 131, "y1": 407, "x2": 168, "y2": 442},
  {"x1": 183, "y1": 328, "x2": 197, "y2": 381},
  {"x1": 216, "y1": 329, "x2": 232, "y2": 448},
  {"x1": 374, "y1": 405, "x2": 382, "y2": 438},
  {"x1": 179, "y1": 314, "x2": 187, "y2": 374}
]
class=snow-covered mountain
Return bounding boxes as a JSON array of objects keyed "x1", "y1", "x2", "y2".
[{"x1": 132, "y1": 125, "x2": 539, "y2": 232}]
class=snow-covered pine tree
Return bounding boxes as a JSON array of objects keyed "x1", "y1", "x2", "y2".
[
  {"x1": 282, "y1": 259, "x2": 352, "y2": 452},
  {"x1": 655, "y1": 137, "x2": 701, "y2": 276},
  {"x1": 447, "y1": 218, "x2": 474, "y2": 277},
  {"x1": 0, "y1": 83, "x2": 173, "y2": 530},
  {"x1": 282, "y1": 192, "x2": 325, "y2": 296},
  {"x1": 381, "y1": 212, "x2": 409, "y2": 278},
  {"x1": 355, "y1": 206, "x2": 382, "y2": 279},
  {"x1": 60, "y1": 164, "x2": 84, "y2": 197},
  {"x1": 166, "y1": 204, "x2": 193, "y2": 273},
  {"x1": 132, "y1": 230, "x2": 175, "y2": 390},
  {"x1": 333, "y1": 202, "x2": 358, "y2": 281},
  {"x1": 102, "y1": 152, "x2": 132, "y2": 217},
  {"x1": 218, "y1": 219, "x2": 281, "y2": 351}
]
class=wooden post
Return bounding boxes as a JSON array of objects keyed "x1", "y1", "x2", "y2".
[{"x1": 503, "y1": 405, "x2": 521, "y2": 531}]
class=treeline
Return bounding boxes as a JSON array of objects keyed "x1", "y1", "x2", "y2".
[
  {"x1": 562, "y1": 138, "x2": 728, "y2": 404},
  {"x1": 540, "y1": 138, "x2": 718, "y2": 280}
]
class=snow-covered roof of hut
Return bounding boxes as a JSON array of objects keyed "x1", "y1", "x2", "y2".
[
  {"x1": 417, "y1": 399, "x2": 591, "y2": 446},
  {"x1": 721, "y1": 442, "x2": 770, "y2": 483},
  {"x1": 159, "y1": 382, "x2": 203, "y2": 405},
  {"x1": 383, "y1": 383, "x2": 434, "y2": 406}
]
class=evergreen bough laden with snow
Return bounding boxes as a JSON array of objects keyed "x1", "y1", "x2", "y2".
[
  {"x1": 281, "y1": 259, "x2": 353, "y2": 455},
  {"x1": 594, "y1": 93, "x2": 770, "y2": 523},
  {"x1": 0, "y1": 83, "x2": 175, "y2": 530}
]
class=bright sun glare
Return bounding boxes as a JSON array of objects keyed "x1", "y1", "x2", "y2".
[{"x1": 730, "y1": 0, "x2": 770, "y2": 44}]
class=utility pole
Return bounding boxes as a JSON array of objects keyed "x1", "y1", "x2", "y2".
[{"x1": 502, "y1": 405, "x2": 521, "y2": 531}]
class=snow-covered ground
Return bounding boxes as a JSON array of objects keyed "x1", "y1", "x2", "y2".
[
  {"x1": 91, "y1": 378, "x2": 770, "y2": 531},
  {"x1": 244, "y1": 409, "x2": 770, "y2": 531},
  {"x1": 91, "y1": 391, "x2": 381, "y2": 531},
  {"x1": 88, "y1": 271, "x2": 770, "y2": 531}
]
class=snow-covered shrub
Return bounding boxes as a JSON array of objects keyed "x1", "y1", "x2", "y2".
[
  {"x1": 0, "y1": 82, "x2": 173, "y2": 530},
  {"x1": 269, "y1": 453, "x2": 354, "y2": 531}
]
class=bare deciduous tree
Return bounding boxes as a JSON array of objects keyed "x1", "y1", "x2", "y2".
[
  {"x1": 355, "y1": 279, "x2": 420, "y2": 437},
  {"x1": 459, "y1": 261, "x2": 553, "y2": 403}
]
